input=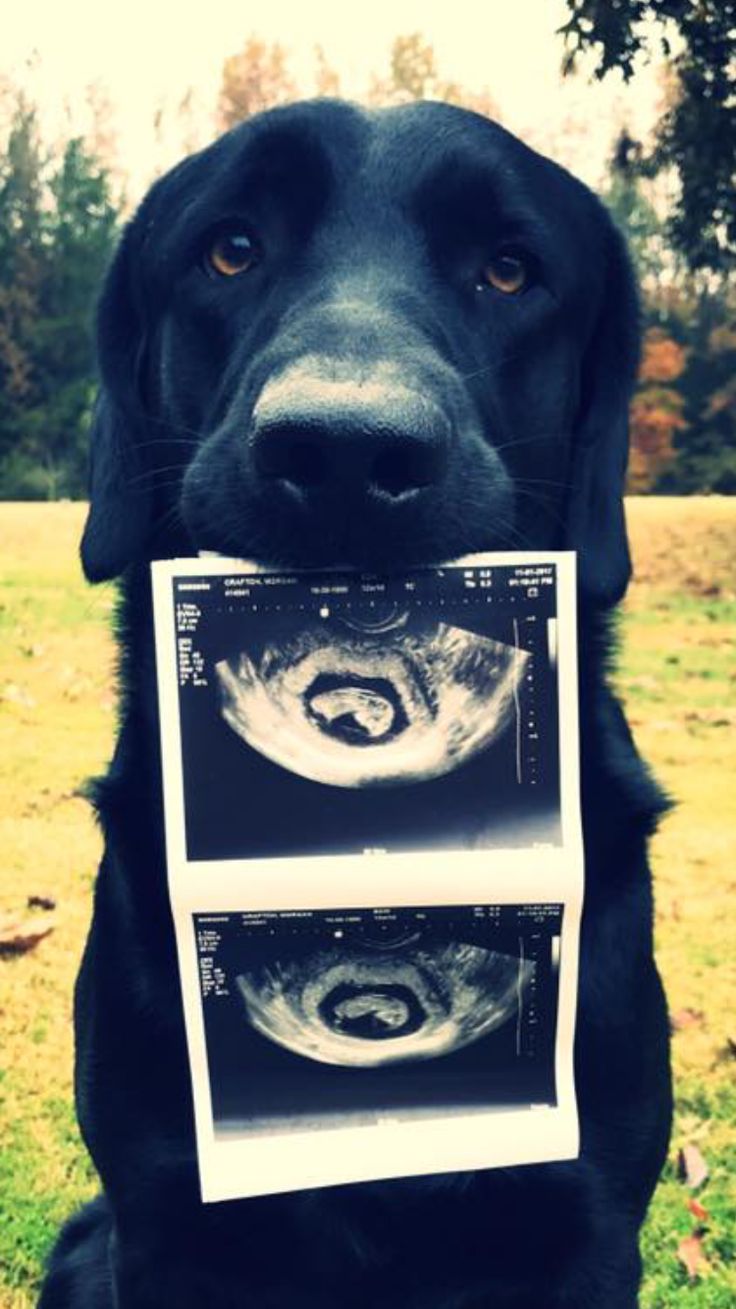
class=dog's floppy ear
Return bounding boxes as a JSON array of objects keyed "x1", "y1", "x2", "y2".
[
  {"x1": 563, "y1": 210, "x2": 640, "y2": 609},
  {"x1": 80, "y1": 215, "x2": 154, "y2": 582}
]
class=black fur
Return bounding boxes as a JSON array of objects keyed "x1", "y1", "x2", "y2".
[{"x1": 40, "y1": 100, "x2": 671, "y2": 1309}]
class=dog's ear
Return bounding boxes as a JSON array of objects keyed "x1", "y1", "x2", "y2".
[
  {"x1": 563, "y1": 210, "x2": 640, "y2": 609},
  {"x1": 80, "y1": 215, "x2": 154, "y2": 582}
]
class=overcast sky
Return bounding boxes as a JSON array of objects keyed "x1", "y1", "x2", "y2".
[{"x1": 2, "y1": 0, "x2": 666, "y2": 202}]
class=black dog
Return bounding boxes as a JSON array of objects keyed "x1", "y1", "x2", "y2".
[{"x1": 39, "y1": 99, "x2": 672, "y2": 1309}]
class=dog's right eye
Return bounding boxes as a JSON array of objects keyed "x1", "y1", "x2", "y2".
[{"x1": 204, "y1": 229, "x2": 259, "y2": 278}]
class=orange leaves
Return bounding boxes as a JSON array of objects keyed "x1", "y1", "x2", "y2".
[
  {"x1": 217, "y1": 39, "x2": 297, "y2": 133},
  {"x1": 675, "y1": 1145, "x2": 712, "y2": 1281},
  {"x1": 687, "y1": 1197, "x2": 709, "y2": 1223},
  {"x1": 626, "y1": 327, "x2": 688, "y2": 492},
  {"x1": 677, "y1": 1228, "x2": 710, "y2": 1281},
  {"x1": 639, "y1": 328, "x2": 688, "y2": 384},
  {"x1": 670, "y1": 1007, "x2": 705, "y2": 1032}
]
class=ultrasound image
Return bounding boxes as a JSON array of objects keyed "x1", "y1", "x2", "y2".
[
  {"x1": 195, "y1": 904, "x2": 562, "y2": 1135},
  {"x1": 215, "y1": 611, "x2": 527, "y2": 788},
  {"x1": 174, "y1": 564, "x2": 562, "y2": 859},
  {"x1": 236, "y1": 937, "x2": 531, "y2": 1068}
]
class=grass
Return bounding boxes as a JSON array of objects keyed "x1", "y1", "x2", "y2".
[{"x1": 1, "y1": 498, "x2": 734, "y2": 1306}]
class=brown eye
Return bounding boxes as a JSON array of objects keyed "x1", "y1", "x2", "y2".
[
  {"x1": 207, "y1": 230, "x2": 258, "y2": 277},
  {"x1": 480, "y1": 252, "x2": 528, "y2": 294}
]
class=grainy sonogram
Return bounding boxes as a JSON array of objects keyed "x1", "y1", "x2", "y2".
[
  {"x1": 236, "y1": 937, "x2": 531, "y2": 1067},
  {"x1": 172, "y1": 563, "x2": 563, "y2": 859},
  {"x1": 195, "y1": 904, "x2": 563, "y2": 1137},
  {"x1": 216, "y1": 611, "x2": 527, "y2": 788}
]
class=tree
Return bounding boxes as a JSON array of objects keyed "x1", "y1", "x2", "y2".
[
  {"x1": 600, "y1": 124, "x2": 736, "y2": 494},
  {"x1": 368, "y1": 33, "x2": 500, "y2": 119},
  {"x1": 0, "y1": 94, "x2": 119, "y2": 499},
  {"x1": 602, "y1": 130, "x2": 682, "y2": 291},
  {"x1": 695, "y1": 323, "x2": 736, "y2": 490},
  {"x1": 627, "y1": 328, "x2": 687, "y2": 491},
  {"x1": 33, "y1": 136, "x2": 118, "y2": 496},
  {"x1": 0, "y1": 94, "x2": 47, "y2": 485},
  {"x1": 661, "y1": 290, "x2": 736, "y2": 491},
  {"x1": 217, "y1": 37, "x2": 297, "y2": 132},
  {"x1": 386, "y1": 32, "x2": 439, "y2": 101},
  {"x1": 313, "y1": 46, "x2": 341, "y2": 99},
  {"x1": 559, "y1": 1, "x2": 736, "y2": 274}
]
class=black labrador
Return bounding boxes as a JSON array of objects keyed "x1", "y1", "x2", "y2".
[{"x1": 39, "y1": 99, "x2": 672, "y2": 1309}]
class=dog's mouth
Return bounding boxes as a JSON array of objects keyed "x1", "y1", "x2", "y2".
[
  {"x1": 236, "y1": 943, "x2": 532, "y2": 1067},
  {"x1": 215, "y1": 619, "x2": 526, "y2": 788}
]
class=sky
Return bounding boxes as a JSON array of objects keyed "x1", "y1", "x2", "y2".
[{"x1": 1, "y1": 0, "x2": 667, "y2": 204}]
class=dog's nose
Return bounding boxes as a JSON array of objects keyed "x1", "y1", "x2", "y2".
[{"x1": 250, "y1": 375, "x2": 449, "y2": 502}]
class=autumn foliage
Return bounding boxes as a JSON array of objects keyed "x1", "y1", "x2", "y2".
[
  {"x1": 217, "y1": 38, "x2": 297, "y2": 132},
  {"x1": 627, "y1": 329, "x2": 687, "y2": 494}
]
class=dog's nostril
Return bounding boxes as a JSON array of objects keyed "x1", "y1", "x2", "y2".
[
  {"x1": 371, "y1": 448, "x2": 422, "y2": 498},
  {"x1": 372, "y1": 437, "x2": 448, "y2": 499},
  {"x1": 284, "y1": 441, "x2": 327, "y2": 488},
  {"x1": 254, "y1": 430, "x2": 328, "y2": 488}
]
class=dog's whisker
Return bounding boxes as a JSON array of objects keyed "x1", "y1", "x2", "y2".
[
  {"x1": 512, "y1": 492, "x2": 569, "y2": 534},
  {"x1": 143, "y1": 415, "x2": 211, "y2": 441},
  {"x1": 150, "y1": 501, "x2": 188, "y2": 546},
  {"x1": 126, "y1": 465, "x2": 189, "y2": 488},
  {"x1": 497, "y1": 521, "x2": 536, "y2": 551},
  {"x1": 514, "y1": 476, "x2": 571, "y2": 490},
  {"x1": 459, "y1": 336, "x2": 543, "y2": 380},
  {"x1": 124, "y1": 482, "x2": 189, "y2": 500},
  {"x1": 131, "y1": 436, "x2": 204, "y2": 452},
  {"x1": 489, "y1": 432, "x2": 569, "y2": 456},
  {"x1": 458, "y1": 363, "x2": 495, "y2": 383}
]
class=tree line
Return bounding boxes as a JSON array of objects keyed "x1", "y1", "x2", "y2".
[
  {"x1": 0, "y1": 92, "x2": 117, "y2": 498},
  {"x1": 1, "y1": 16, "x2": 734, "y2": 500}
]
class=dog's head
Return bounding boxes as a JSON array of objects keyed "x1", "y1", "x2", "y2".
[{"x1": 81, "y1": 98, "x2": 638, "y2": 607}]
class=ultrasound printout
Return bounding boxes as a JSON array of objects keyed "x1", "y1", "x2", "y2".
[
  {"x1": 172, "y1": 559, "x2": 563, "y2": 859},
  {"x1": 152, "y1": 553, "x2": 583, "y2": 1201},
  {"x1": 197, "y1": 904, "x2": 562, "y2": 1129}
]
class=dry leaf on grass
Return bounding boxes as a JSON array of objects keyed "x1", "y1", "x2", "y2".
[
  {"x1": 677, "y1": 1143, "x2": 709, "y2": 1189},
  {"x1": 677, "y1": 1228, "x2": 710, "y2": 1281},
  {"x1": 27, "y1": 894, "x2": 56, "y2": 911},
  {"x1": 687, "y1": 1197, "x2": 709, "y2": 1222},
  {"x1": 670, "y1": 1008, "x2": 705, "y2": 1032},
  {"x1": 684, "y1": 708, "x2": 736, "y2": 727},
  {"x1": 0, "y1": 914, "x2": 56, "y2": 956}
]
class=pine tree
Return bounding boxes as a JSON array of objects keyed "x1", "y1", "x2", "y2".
[
  {"x1": 34, "y1": 136, "x2": 118, "y2": 497},
  {"x1": 0, "y1": 98, "x2": 119, "y2": 498},
  {"x1": 0, "y1": 95, "x2": 47, "y2": 486}
]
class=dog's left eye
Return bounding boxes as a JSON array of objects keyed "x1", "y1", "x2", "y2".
[
  {"x1": 205, "y1": 229, "x2": 259, "y2": 277},
  {"x1": 478, "y1": 251, "x2": 528, "y2": 295}
]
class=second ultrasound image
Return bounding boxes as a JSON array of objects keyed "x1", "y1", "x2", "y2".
[{"x1": 195, "y1": 903, "x2": 563, "y2": 1139}]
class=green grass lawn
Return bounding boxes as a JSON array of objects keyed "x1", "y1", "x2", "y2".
[{"x1": 1, "y1": 499, "x2": 734, "y2": 1307}]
